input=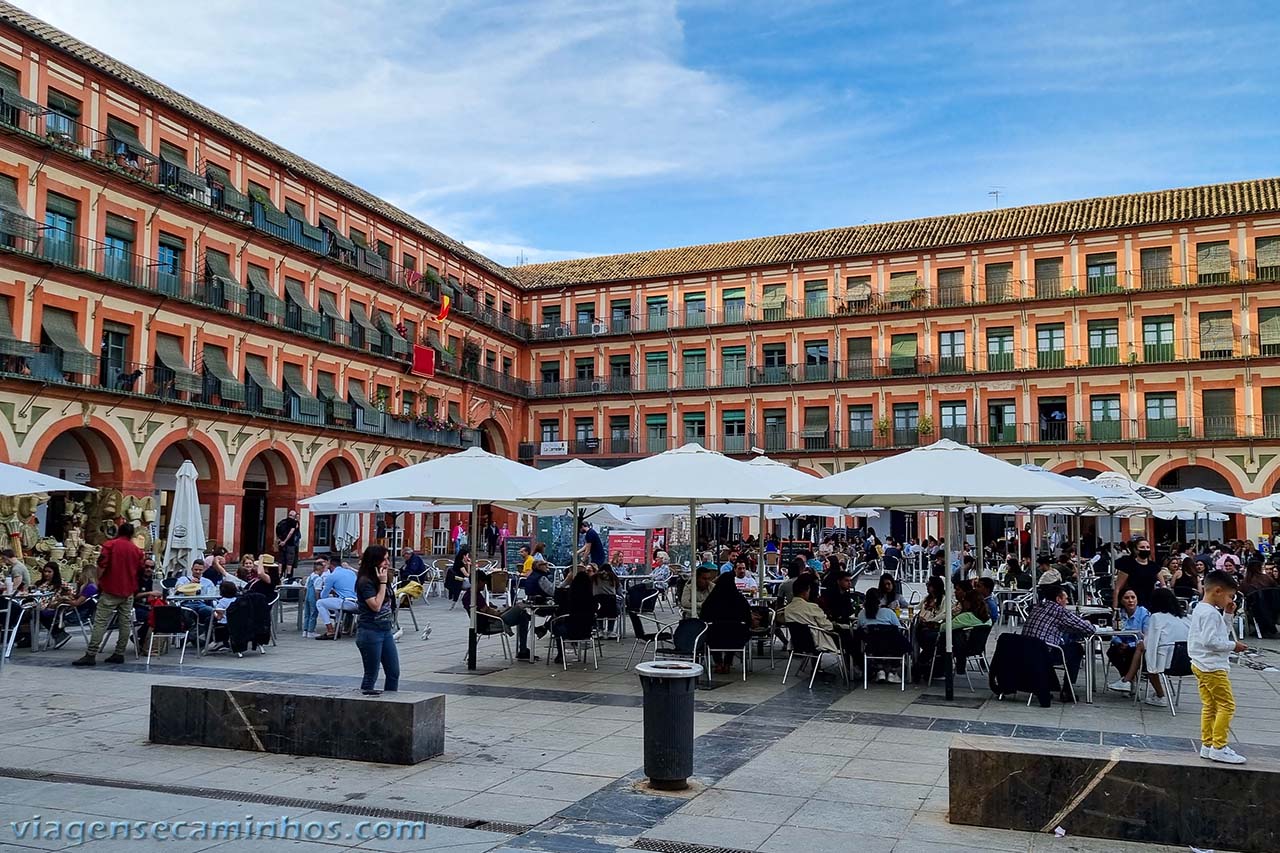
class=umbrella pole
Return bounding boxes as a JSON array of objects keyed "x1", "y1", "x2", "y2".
[
  {"x1": 758, "y1": 503, "x2": 766, "y2": 595},
  {"x1": 467, "y1": 500, "x2": 479, "y2": 671},
  {"x1": 690, "y1": 499, "x2": 699, "y2": 618},
  {"x1": 570, "y1": 501, "x2": 580, "y2": 582},
  {"x1": 943, "y1": 496, "x2": 955, "y2": 700},
  {"x1": 1074, "y1": 513, "x2": 1083, "y2": 611},
  {"x1": 975, "y1": 504, "x2": 984, "y2": 578}
]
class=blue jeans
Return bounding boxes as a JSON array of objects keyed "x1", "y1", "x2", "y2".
[
  {"x1": 302, "y1": 585, "x2": 319, "y2": 634},
  {"x1": 355, "y1": 624, "x2": 400, "y2": 692}
]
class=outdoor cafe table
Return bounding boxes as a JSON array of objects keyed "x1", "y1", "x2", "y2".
[{"x1": 1086, "y1": 626, "x2": 1142, "y2": 704}]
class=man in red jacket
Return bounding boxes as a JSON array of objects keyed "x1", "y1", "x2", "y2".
[{"x1": 73, "y1": 522, "x2": 144, "y2": 666}]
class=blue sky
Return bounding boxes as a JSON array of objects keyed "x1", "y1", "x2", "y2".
[{"x1": 17, "y1": 0, "x2": 1280, "y2": 265}]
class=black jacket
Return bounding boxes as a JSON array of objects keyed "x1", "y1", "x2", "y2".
[
  {"x1": 988, "y1": 632, "x2": 1056, "y2": 707},
  {"x1": 227, "y1": 592, "x2": 271, "y2": 653}
]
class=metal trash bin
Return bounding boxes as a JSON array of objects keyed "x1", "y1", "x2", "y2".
[{"x1": 636, "y1": 661, "x2": 704, "y2": 790}]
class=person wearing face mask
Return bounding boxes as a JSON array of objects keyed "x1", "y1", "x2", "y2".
[{"x1": 1114, "y1": 539, "x2": 1159, "y2": 610}]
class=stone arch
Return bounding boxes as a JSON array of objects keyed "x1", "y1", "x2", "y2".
[
  {"x1": 373, "y1": 454, "x2": 412, "y2": 476},
  {"x1": 234, "y1": 440, "x2": 302, "y2": 489},
  {"x1": 1147, "y1": 458, "x2": 1243, "y2": 495},
  {"x1": 308, "y1": 448, "x2": 362, "y2": 493},
  {"x1": 236, "y1": 442, "x2": 302, "y2": 556},
  {"x1": 475, "y1": 417, "x2": 510, "y2": 456},
  {"x1": 26, "y1": 416, "x2": 130, "y2": 486},
  {"x1": 146, "y1": 433, "x2": 227, "y2": 546},
  {"x1": 1049, "y1": 461, "x2": 1113, "y2": 477},
  {"x1": 143, "y1": 430, "x2": 227, "y2": 485}
]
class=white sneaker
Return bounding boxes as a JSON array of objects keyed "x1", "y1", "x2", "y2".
[
  {"x1": 420, "y1": 624, "x2": 433, "y2": 640},
  {"x1": 1199, "y1": 744, "x2": 1213, "y2": 759},
  {"x1": 886, "y1": 670, "x2": 901, "y2": 684},
  {"x1": 1143, "y1": 695, "x2": 1167, "y2": 707},
  {"x1": 1209, "y1": 746, "x2": 1246, "y2": 764},
  {"x1": 875, "y1": 670, "x2": 888, "y2": 683},
  {"x1": 1107, "y1": 679, "x2": 1131, "y2": 692},
  {"x1": 392, "y1": 628, "x2": 404, "y2": 641}
]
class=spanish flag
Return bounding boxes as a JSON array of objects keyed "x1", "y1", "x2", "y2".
[{"x1": 436, "y1": 294, "x2": 451, "y2": 324}]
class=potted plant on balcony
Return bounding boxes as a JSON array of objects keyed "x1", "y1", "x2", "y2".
[
  {"x1": 875, "y1": 416, "x2": 891, "y2": 439},
  {"x1": 1074, "y1": 422, "x2": 1087, "y2": 441},
  {"x1": 917, "y1": 415, "x2": 934, "y2": 437}
]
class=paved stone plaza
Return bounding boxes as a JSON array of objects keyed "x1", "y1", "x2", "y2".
[{"x1": 1, "y1": 592, "x2": 1276, "y2": 853}]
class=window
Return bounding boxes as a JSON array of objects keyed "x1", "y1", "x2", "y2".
[
  {"x1": 1036, "y1": 323, "x2": 1065, "y2": 368},
  {"x1": 1201, "y1": 389, "x2": 1236, "y2": 438},
  {"x1": 45, "y1": 89, "x2": 81, "y2": 142},
  {"x1": 985, "y1": 263, "x2": 1013, "y2": 302},
  {"x1": 845, "y1": 336, "x2": 873, "y2": 378},
  {"x1": 937, "y1": 330, "x2": 965, "y2": 374},
  {"x1": 892, "y1": 403, "x2": 920, "y2": 446},
  {"x1": 1038, "y1": 396, "x2": 1068, "y2": 442},
  {"x1": 803, "y1": 279, "x2": 827, "y2": 317},
  {"x1": 575, "y1": 417, "x2": 595, "y2": 444},
  {"x1": 986, "y1": 327, "x2": 1014, "y2": 371},
  {"x1": 762, "y1": 408, "x2": 786, "y2": 452},
  {"x1": 246, "y1": 263, "x2": 273, "y2": 322},
  {"x1": 937, "y1": 268, "x2": 965, "y2": 306},
  {"x1": 682, "y1": 412, "x2": 706, "y2": 445},
  {"x1": 988, "y1": 400, "x2": 1016, "y2": 444},
  {"x1": 98, "y1": 322, "x2": 131, "y2": 389},
  {"x1": 1141, "y1": 246, "x2": 1173, "y2": 288},
  {"x1": 540, "y1": 419, "x2": 561, "y2": 443},
  {"x1": 1256, "y1": 236, "x2": 1280, "y2": 281},
  {"x1": 684, "y1": 293, "x2": 706, "y2": 327},
  {"x1": 1090, "y1": 395, "x2": 1122, "y2": 440},
  {"x1": 803, "y1": 406, "x2": 830, "y2": 449},
  {"x1": 939, "y1": 401, "x2": 968, "y2": 442},
  {"x1": 376, "y1": 240, "x2": 392, "y2": 261},
  {"x1": 375, "y1": 384, "x2": 392, "y2": 411},
  {"x1": 539, "y1": 361, "x2": 560, "y2": 392},
  {"x1": 447, "y1": 401, "x2": 460, "y2": 423},
  {"x1": 761, "y1": 283, "x2": 787, "y2": 321},
  {"x1": 845, "y1": 275, "x2": 872, "y2": 305},
  {"x1": 155, "y1": 234, "x2": 184, "y2": 296},
  {"x1": 102, "y1": 214, "x2": 135, "y2": 283},
  {"x1": 1142, "y1": 316, "x2": 1175, "y2": 362},
  {"x1": 1196, "y1": 241, "x2": 1230, "y2": 284},
  {"x1": 682, "y1": 348, "x2": 706, "y2": 389},
  {"x1": 574, "y1": 356, "x2": 594, "y2": 391},
  {"x1": 887, "y1": 272, "x2": 917, "y2": 306},
  {"x1": 1086, "y1": 252, "x2": 1118, "y2": 293},
  {"x1": 722, "y1": 287, "x2": 746, "y2": 323},
  {"x1": 646, "y1": 296, "x2": 669, "y2": 330},
  {"x1": 1260, "y1": 307, "x2": 1280, "y2": 356},
  {"x1": 349, "y1": 227, "x2": 367, "y2": 247},
  {"x1": 1087, "y1": 320, "x2": 1119, "y2": 365},
  {"x1": 502, "y1": 356, "x2": 512, "y2": 374},
  {"x1": 575, "y1": 303, "x2": 595, "y2": 333},
  {"x1": 1144, "y1": 393, "x2": 1179, "y2": 439},
  {"x1": 501, "y1": 301, "x2": 512, "y2": 316},
  {"x1": 645, "y1": 351, "x2": 669, "y2": 391},
  {"x1": 610, "y1": 299, "x2": 631, "y2": 333},
  {"x1": 401, "y1": 253, "x2": 416, "y2": 272},
  {"x1": 646, "y1": 413, "x2": 668, "y2": 453},
  {"x1": 610, "y1": 415, "x2": 631, "y2": 453},
  {"x1": 890, "y1": 334, "x2": 917, "y2": 375},
  {"x1": 484, "y1": 350, "x2": 496, "y2": 370},
  {"x1": 722, "y1": 410, "x2": 746, "y2": 453},
  {"x1": 402, "y1": 319, "x2": 417, "y2": 346},
  {"x1": 847, "y1": 404, "x2": 874, "y2": 448},
  {"x1": 1262, "y1": 386, "x2": 1280, "y2": 437},
  {"x1": 761, "y1": 343, "x2": 787, "y2": 382},
  {"x1": 1198, "y1": 311, "x2": 1233, "y2": 359},
  {"x1": 609, "y1": 355, "x2": 631, "y2": 391},
  {"x1": 401, "y1": 390, "x2": 416, "y2": 416},
  {"x1": 1035, "y1": 258, "x2": 1062, "y2": 298},
  {"x1": 540, "y1": 305, "x2": 562, "y2": 333},
  {"x1": 804, "y1": 339, "x2": 829, "y2": 381},
  {"x1": 720, "y1": 345, "x2": 746, "y2": 386}
]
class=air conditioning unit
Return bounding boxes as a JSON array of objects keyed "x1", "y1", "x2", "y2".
[
  {"x1": 591, "y1": 321, "x2": 608, "y2": 335},
  {"x1": 554, "y1": 325, "x2": 570, "y2": 338},
  {"x1": 591, "y1": 379, "x2": 608, "y2": 393}
]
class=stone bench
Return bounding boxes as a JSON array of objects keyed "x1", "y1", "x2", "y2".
[
  {"x1": 948, "y1": 735, "x2": 1277, "y2": 853},
  {"x1": 149, "y1": 682, "x2": 444, "y2": 765}
]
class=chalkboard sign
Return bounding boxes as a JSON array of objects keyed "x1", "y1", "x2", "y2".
[
  {"x1": 780, "y1": 539, "x2": 810, "y2": 567},
  {"x1": 503, "y1": 536, "x2": 532, "y2": 570}
]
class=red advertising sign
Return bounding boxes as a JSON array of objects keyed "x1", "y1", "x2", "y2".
[
  {"x1": 411, "y1": 345, "x2": 436, "y2": 377},
  {"x1": 608, "y1": 531, "x2": 650, "y2": 569}
]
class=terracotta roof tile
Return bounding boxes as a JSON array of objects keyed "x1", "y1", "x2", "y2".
[
  {"x1": 0, "y1": 2, "x2": 518, "y2": 286},
  {"x1": 514, "y1": 177, "x2": 1280, "y2": 288}
]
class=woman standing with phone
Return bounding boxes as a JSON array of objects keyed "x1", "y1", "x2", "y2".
[{"x1": 354, "y1": 545, "x2": 399, "y2": 696}]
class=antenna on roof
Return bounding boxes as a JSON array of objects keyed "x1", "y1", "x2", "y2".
[
  {"x1": 515, "y1": 250, "x2": 528, "y2": 267},
  {"x1": 988, "y1": 187, "x2": 1005, "y2": 208}
]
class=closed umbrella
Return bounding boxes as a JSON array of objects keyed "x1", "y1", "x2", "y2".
[
  {"x1": 333, "y1": 512, "x2": 361, "y2": 561},
  {"x1": 161, "y1": 460, "x2": 205, "y2": 578},
  {"x1": 777, "y1": 439, "x2": 1096, "y2": 698}
]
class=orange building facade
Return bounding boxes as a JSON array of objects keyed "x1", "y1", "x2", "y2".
[{"x1": 0, "y1": 4, "x2": 1278, "y2": 553}]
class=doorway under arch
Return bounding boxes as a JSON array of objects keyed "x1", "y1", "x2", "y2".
[
  {"x1": 239, "y1": 448, "x2": 298, "y2": 557},
  {"x1": 475, "y1": 418, "x2": 508, "y2": 457}
]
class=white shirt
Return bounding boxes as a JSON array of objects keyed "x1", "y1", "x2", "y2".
[
  {"x1": 1143, "y1": 613, "x2": 1190, "y2": 673},
  {"x1": 1187, "y1": 601, "x2": 1235, "y2": 672},
  {"x1": 734, "y1": 572, "x2": 758, "y2": 593}
]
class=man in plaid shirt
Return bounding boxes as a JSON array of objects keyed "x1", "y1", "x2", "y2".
[{"x1": 1022, "y1": 583, "x2": 1096, "y2": 700}]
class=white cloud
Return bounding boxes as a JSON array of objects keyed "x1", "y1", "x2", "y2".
[{"x1": 13, "y1": 0, "x2": 836, "y2": 261}]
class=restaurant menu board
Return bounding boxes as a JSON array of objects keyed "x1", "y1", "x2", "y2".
[
  {"x1": 608, "y1": 531, "x2": 649, "y2": 569},
  {"x1": 779, "y1": 539, "x2": 810, "y2": 567},
  {"x1": 536, "y1": 515, "x2": 575, "y2": 567},
  {"x1": 503, "y1": 536, "x2": 532, "y2": 570}
]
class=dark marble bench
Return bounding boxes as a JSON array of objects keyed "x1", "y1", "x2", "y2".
[
  {"x1": 948, "y1": 735, "x2": 1276, "y2": 853},
  {"x1": 149, "y1": 682, "x2": 444, "y2": 765}
]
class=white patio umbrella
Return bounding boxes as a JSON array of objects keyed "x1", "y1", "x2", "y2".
[
  {"x1": 304, "y1": 446, "x2": 546, "y2": 669},
  {"x1": 332, "y1": 512, "x2": 361, "y2": 560},
  {"x1": 1241, "y1": 495, "x2": 1280, "y2": 518},
  {"x1": 161, "y1": 460, "x2": 206, "y2": 578},
  {"x1": 0, "y1": 461, "x2": 95, "y2": 496},
  {"x1": 777, "y1": 439, "x2": 1096, "y2": 698},
  {"x1": 1167, "y1": 487, "x2": 1247, "y2": 515},
  {"x1": 521, "y1": 444, "x2": 791, "y2": 615}
]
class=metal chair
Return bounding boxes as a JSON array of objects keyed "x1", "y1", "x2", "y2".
[
  {"x1": 704, "y1": 620, "x2": 751, "y2": 683},
  {"x1": 1137, "y1": 641, "x2": 1193, "y2": 716},
  {"x1": 625, "y1": 607, "x2": 678, "y2": 669},
  {"x1": 783, "y1": 623, "x2": 848, "y2": 689},
  {"x1": 44, "y1": 598, "x2": 97, "y2": 650},
  {"x1": 653, "y1": 617, "x2": 706, "y2": 668},
  {"x1": 928, "y1": 624, "x2": 992, "y2": 691},
  {"x1": 468, "y1": 610, "x2": 514, "y2": 663},
  {"x1": 1030, "y1": 642, "x2": 1077, "y2": 705},
  {"x1": 747, "y1": 604, "x2": 777, "y2": 669},
  {"x1": 144, "y1": 605, "x2": 195, "y2": 665},
  {"x1": 332, "y1": 596, "x2": 359, "y2": 639},
  {"x1": 547, "y1": 613, "x2": 598, "y2": 670},
  {"x1": 862, "y1": 624, "x2": 911, "y2": 691}
]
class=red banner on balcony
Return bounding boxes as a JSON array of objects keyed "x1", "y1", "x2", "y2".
[{"x1": 411, "y1": 345, "x2": 436, "y2": 377}]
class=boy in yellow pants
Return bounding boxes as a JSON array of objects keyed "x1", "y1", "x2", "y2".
[{"x1": 1188, "y1": 570, "x2": 1247, "y2": 764}]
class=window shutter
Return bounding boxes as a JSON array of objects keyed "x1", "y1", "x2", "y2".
[
  {"x1": 0, "y1": 297, "x2": 32, "y2": 355},
  {"x1": 937, "y1": 267, "x2": 964, "y2": 299},
  {"x1": 104, "y1": 213, "x2": 135, "y2": 242},
  {"x1": 1259, "y1": 308, "x2": 1280, "y2": 347},
  {"x1": 1201, "y1": 389, "x2": 1235, "y2": 419},
  {"x1": 804, "y1": 407, "x2": 829, "y2": 429},
  {"x1": 40, "y1": 308, "x2": 96, "y2": 374},
  {"x1": 845, "y1": 275, "x2": 872, "y2": 301},
  {"x1": 888, "y1": 272, "x2": 917, "y2": 302},
  {"x1": 1198, "y1": 311, "x2": 1233, "y2": 354},
  {"x1": 153, "y1": 335, "x2": 202, "y2": 393},
  {"x1": 890, "y1": 334, "x2": 918, "y2": 358},
  {"x1": 282, "y1": 364, "x2": 322, "y2": 419},
  {"x1": 1256, "y1": 236, "x2": 1280, "y2": 272},
  {"x1": 284, "y1": 280, "x2": 321, "y2": 332},
  {"x1": 200, "y1": 345, "x2": 245, "y2": 402},
  {"x1": 1197, "y1": 241, "x2": 1230, "y2": 274},
  {"x1": 245, "y1": 266, "x2": 284, "y2": 317},
  {"x1": 244, "y1": 355, "x2": 284, "y2": 411}
]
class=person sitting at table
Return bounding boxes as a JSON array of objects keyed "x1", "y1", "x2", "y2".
[
  {"x1": 1241, "y1": 558, "x2": 1279, "y2": 638},
  {"x1": 877, "y1": 572, "x2": 908, "y2": 610},
  {"x1": 1140, "y1": 587, "x2": 1190, "y2": 705},
  {"x1": 444, "y1": 546, "x2": 471, "y2": 608},
  {"x1": 593, "y1": 563, "x2": 621, "y2": 637},
  {"x1": 1105, "y1": 588, "x2": 1151, "y2": 693},
  {"x1": 202, "y1": 549, "x2": 227, "y2": 585},
  {"x1": 2, "y1": 549, "x2": 31, "y2": 593},
  {"x1": 465, "y1": 569, "x2": 534, "y2": 661},
  {"x1": 857, "y1": 588, "x2": 906, "y2": 683},
  {"x1": 41, "y1": 566, "x2": 95, "y2": 650},
  {"x1": 550, "y1": 570, "x2": 596, "y2": 664},
  {"x1": 819, "y1": 568, "x2": 857, "y2": 624},
  {"x1": 913, "y1": 576, "x2": 947, "y2": 682},
  {"x1": 1021, "y1": 582, "x2": 1096, "y2": 702},
  {"x1": 680, "y1": 563, "x2": 719, "y2": 615},
  {"x1": 207, "y1": 580, "x2": 240, "y2": 651},
  {"x1": 701, "y1": 571, "x2": 752, "y2": 674},
  {"x1": 732, "y1": 559, "x2": 758, "y2": 594},
  {"x1": 314, "y1": 557, "x2": 360, "y2": 640},
  {"x1": 400, "y1": 547, "x2": 426, "y2": 585},
  {"x1": 245, "y1": 554, "x2": 280, "y2": 598},
  {"x1": 953, "y1": 582, "x2": 993, "y2": 629},
  {"x1": 175, "y1": 559, "x2": 217, "y2": 626},
  {"x1": 784, "y1": 574, "x2": 840, "y2": 654},
  {"x1": 1003, "y1": 557, "x2": 1033, "y2": 590},
  {"x1": 978, "y1": 577, "x2": 999, "y2": 623},
  {"x1": 1172, "y1": 556, "x2": 1205, "y2": 600},
  {"x1": 517, "y1": 544, "x2": 533, "y2": 576}
]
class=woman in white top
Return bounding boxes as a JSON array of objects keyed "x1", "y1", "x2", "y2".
[{"x1": 1142, "y1": 587, "x2": 1191, "y2": 705}]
